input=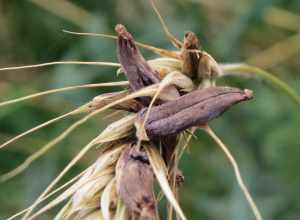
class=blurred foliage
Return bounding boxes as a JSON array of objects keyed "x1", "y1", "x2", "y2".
[{"x1": 0, "y1": 0, "x2": 300, "y2": 219}]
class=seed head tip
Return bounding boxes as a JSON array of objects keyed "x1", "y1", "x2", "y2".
[{"x1": 115, "y1": 24, "x2": 132, "y2": 40}]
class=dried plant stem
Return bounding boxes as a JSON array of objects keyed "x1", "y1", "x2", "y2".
[
  {"x1": 0, "y1": 81, "x2": 129, "y2": 107},
  {"x1": 204, "y1": 125, "x2": 263, "y2": 220},
  {"x1": 0, "y1": 113, "x2": 95, "y2": 182},
  {"x1": 63, "y1": 30, "x2": 179, "y2": 59},
  {"x1": 221, "y1": 63, "x2": 300, "y2": 108},
  {"x1": 0, "y1": 108, "x2": 83, "y2": 150},
  {"x1": 0, "y1": 61, "x2": 120, "y2": 71}
]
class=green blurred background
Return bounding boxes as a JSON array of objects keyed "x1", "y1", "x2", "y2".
[{"x1": 1, "y1": 0, "x2": 300, "y2": 219}]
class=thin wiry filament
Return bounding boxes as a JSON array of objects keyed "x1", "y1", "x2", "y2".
[
  {"x1": 204, "y1": 125, "x2": 263, "y2": 220},
  {"x1": 0, "y1": 61, "x2": 120, "y2": 71},
  {"x1": 63, "y1": 29, "x2": 180, "y2": 59},
  {"x1": 21, "y1": 86, "x2": 163, "y2": 219},
  {"x1": 62, "y1": 29, "x2": 117, "y2": 40},
  {"x1": 0, "y1": 108, "x2": 83, "y2": 150},
  {"x1": 136, "y1": 81, "x2": 171, "y2": 149},
  {"x1": 7, "y1": 169, "x2": 87, "y2": 220},
  {"x1": 149, "y1": 0, "x2": 183, "y2": 49},
  {"x1": 178, "y1": 127, "x2": 197, "y2": 159},
  {"x1": 1, "y1": 83, "x2": 156, "y2": 154},
  {"x1": 29, "y1": 167, "x2": 113, "y2": 219},
  {"x1": 220, "y1": 63, "x2": 300, "y2": 108},
  {"x1": 145, "y1": 145, "x2": 187, "y2": 220},
  {"x1": 0, "y1": 113, "x2": 95, "y2": 182},
  {"x1": 0, "y1": 81, "x2": 129, "y2": 108},
  {"x1": 23, "y1": 136, "x2": 100, "y2": 219},
  {"x1": 0, "y1": 82, "x2": 130, "y2": 150}
]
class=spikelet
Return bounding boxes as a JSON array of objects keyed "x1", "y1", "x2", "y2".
[
  {"x1": 69, "y1": 144, "x2": 127, "y2": 218},
  {"x1": 95, "y1": 114, "x2": 136, "y2": 144},
  {"x1": 48, "y1": 24, "x2": 256, "y2": 220},
  {"x1": 5, "y1": 14, "x2": 269, "y2": 220}
]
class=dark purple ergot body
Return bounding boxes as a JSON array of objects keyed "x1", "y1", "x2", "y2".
[
  {"x1": 116, "y1": 144, "x2": 156, "y2": 217},
  {"x1": 139, "y1": 86, "x2": 253, "y2": 138},
  {"x1": 116, "y1": 24, "x2": 160, "y2": 91}
]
